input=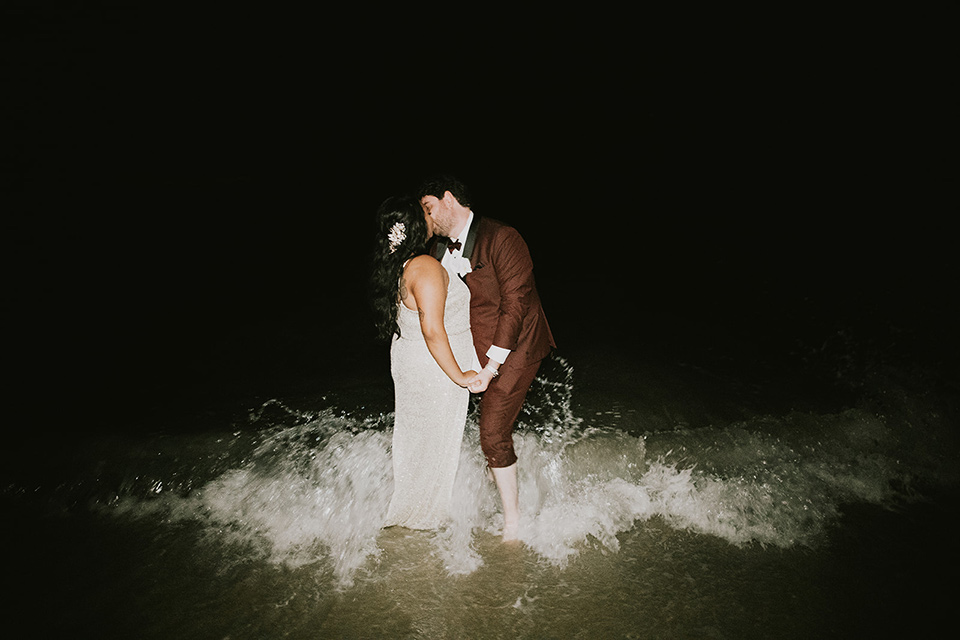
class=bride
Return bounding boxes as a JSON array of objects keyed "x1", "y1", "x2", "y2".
[{"x1": 371, "y1": 195, "x2": 478, "y2": 529}]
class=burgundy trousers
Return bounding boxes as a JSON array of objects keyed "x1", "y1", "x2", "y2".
[{"x1": 478, "y1": 357, "x2": 541, "y2": 468}]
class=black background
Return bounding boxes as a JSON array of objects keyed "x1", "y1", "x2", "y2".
[{"x1": 5, "y1": 6, "x2": 954, "y2": 426}]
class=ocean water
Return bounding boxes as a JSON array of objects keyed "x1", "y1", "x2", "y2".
[{"x1": 4, "y1": 338, "x2": 958, "y2": 639}]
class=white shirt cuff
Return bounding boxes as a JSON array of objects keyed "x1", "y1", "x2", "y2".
[{"x1": 485, "y1": 345, "x2": 511, "y2": 365}]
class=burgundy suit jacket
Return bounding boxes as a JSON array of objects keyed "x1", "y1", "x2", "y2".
[{"x1": 432, "y1": 215, "x2": 555, "y2": 367}]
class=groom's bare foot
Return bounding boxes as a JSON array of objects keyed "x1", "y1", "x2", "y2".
[
  {"x1": 491, "y1": 463, "x2": 521, "y2": 543},
  {"x1": 502, "y1": 518, "x2": 520, "y2": 543}
]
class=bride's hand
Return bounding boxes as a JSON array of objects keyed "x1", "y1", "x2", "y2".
[{"x1": 459, "y1": 370, "x2": 478, "y2": 388}]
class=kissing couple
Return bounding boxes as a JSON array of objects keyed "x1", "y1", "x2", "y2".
[{"x1": 371, "y1": 175, "x2": 555, "y2": 542}]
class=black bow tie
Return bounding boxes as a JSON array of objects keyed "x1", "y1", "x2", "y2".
[{"x1": 446, "y1": 239, "x2": 462, "y2": 253}]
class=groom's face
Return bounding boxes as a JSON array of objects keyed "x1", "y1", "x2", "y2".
[
  {"x1": 423, "y1": 208, "x2": 436, "y2": 239},
  {"x1": 419, "y1": 194, "x2": 453, "y2": 237}
]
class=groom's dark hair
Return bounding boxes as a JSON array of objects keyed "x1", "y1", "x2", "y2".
[{"x1": 417, "y1": 174, "x2": 472, "y2": 208}]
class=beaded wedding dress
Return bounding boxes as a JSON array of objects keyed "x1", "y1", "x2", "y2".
[{"x1": 385, "y1": 270, "x2": 474, "y2": 529}]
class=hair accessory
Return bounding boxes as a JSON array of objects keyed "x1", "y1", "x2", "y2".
[{"x1": 387, "y1": 222, "x2": 406, "y2": 254}]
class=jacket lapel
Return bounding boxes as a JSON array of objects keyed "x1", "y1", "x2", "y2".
[
  {"x1": 461, "y1": 213, "x2": 481, "y2": 262},
  {"x1": 431, "y1": 214, "x2": 480, "y2": 279},
  {"x1": 433, "y1": 237, "x2": 449, "y2": 261}
]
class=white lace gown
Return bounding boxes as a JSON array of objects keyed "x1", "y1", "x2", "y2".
[{"x1": 385, "y1": 271, "x2": 475, "y2": 529}]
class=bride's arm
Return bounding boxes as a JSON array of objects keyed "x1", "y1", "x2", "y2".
[{"x1": 406, "y1": 256, "x2": 476, "y2": 387}]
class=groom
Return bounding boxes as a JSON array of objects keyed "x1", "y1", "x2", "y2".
[{"x1": 418, "y1": 175, "x2": 555, "y2": 541}]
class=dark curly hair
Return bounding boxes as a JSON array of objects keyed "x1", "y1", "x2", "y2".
[
  {"x1": 370, "y1": 195, "x2": 430, "y2": 341},
  {"x1": 416, "y1": 174, "x2": 473, "y2": 208}
]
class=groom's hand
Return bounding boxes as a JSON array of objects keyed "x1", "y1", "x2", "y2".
[{"x1": 467, "y1": 368, "x2": 495, "y2": 394}]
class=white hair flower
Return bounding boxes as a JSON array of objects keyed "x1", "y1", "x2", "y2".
[{"x1": 387, "y1": 222, "x2": 406, "y2": 254}]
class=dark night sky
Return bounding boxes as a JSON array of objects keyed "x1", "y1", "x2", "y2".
[{"x1": 5, "y1": 7, "x2": 954, "y2": 422}]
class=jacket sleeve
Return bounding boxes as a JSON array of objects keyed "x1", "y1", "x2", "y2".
[{"x1": 490, "y1": 226, "x2": 536, "y2": 352}]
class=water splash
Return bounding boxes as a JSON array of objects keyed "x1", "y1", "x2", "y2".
[{"x1": 87, "y1": 356, "x2": 946, "y2": 588}]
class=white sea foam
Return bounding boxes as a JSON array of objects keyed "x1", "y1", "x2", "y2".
[
  {"x1": 97, "y1": 401, "x2": 924, "y2": 589},
  {"x1": 93, "y1": 358, "x2": 952, "y2": 589}
]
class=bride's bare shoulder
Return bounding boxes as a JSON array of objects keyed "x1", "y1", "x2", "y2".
[
  {"x1": 406, "y1": 254, "x2": 440, "y2": 269},
  {"x1": 404, "y1": 254, "x2": 443, "y2": 275},
  {"x1": 404, "y1": 254, "x2": 447, "y2": 288}
]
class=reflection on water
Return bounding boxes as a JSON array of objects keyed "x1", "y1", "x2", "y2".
[{"x1": 3, "y1": 354, "x2": 957, "y2": 638}]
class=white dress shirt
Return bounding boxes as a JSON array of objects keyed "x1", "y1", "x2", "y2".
[{"x1": 441, "y1": 211, "x2": 511, "y2": 367}]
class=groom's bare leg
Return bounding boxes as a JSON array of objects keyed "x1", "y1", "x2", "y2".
[
  {"x1": 491, "y1": 463, "x2": 519, "y2": 541},
  {"x1": 479, "y1": 359, "x2": 541, "y2": 542}
]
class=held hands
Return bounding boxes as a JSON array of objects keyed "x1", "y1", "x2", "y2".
[
  {"x1": 464, "y1": 366, "x2": 497, "y2": 394},
  {"x1": 459, "y1": 370, "x2": 478, "y2": 389}
]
